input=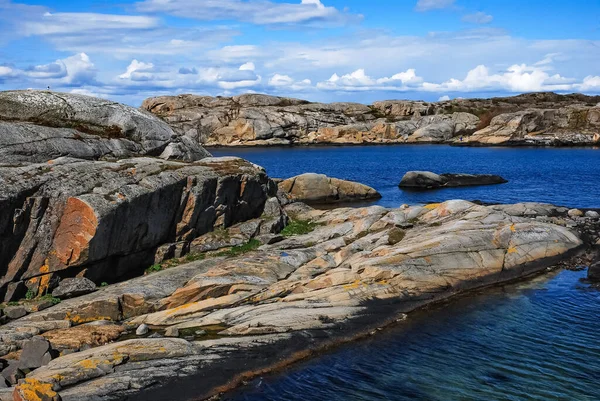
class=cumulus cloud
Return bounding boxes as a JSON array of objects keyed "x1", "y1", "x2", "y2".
[
  {"x1": 24, "y1": 53, "x2": 96, "y2": 85},
  {"x1": 415, "y1": 0, "x2": 455, "y2": 12},
  {"x1": 268, "y1": 74, "x2": 311, "y2": 90},
  {"x1": 239, "y1": 62, "x2": 256, "y2": 71},
  {"x1": 119, "y1": 60, "x2": 155, "y2": 80},
  {"x1": 317, "y1": 68, "x2": 424, "y2": 91},
  {"x1": 438, "y1": 95, "x2": 450, "y2": 101},
  {"x1": 462, "y1": 12, "x2": 493, "y2": 24}
]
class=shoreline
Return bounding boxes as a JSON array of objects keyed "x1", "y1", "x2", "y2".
[{"x1": 130, "y1": 246, "x2": 590, "y2": 401}]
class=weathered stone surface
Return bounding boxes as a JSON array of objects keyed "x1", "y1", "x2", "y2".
[
  {"x1": 0, "y1": 199, "x2": 589, "y2": 401},
  {"x1": 0, "y1": 90, "x2": 210, "y2": 164},
  {"x1": 52, "y1": 278, "x2": 97, "y2": 299},
  {"x1": 19, "y1": 337, "x2": 52, "y2": 369},
  {"x1": 278, "y1": 173, "x2": 381, "y2": 204},
  {"x1": 399, "y1": 171, "x2": 507, "y2": 189},
  {"x1": 143, "y1": 92, "x2": 600, "y2": 147},
  {"x1": 461, "y1": 107, "x2": 600, "y2": 146},
  {"x1": 0, "y1": 156, "x2": 275, "y2": 301},
  {"x1": 42, "y1": 324, "x2": 124, "y2": 353},
  {"x1": 135, "y1": 324, "x2": 149, "y2": 336},
  {"x1": 3, "y1": 307, "x2": 27, "y2": 320}
]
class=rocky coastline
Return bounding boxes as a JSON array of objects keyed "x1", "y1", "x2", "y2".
[
  {"x1": 142, "y1": 92, "x2": 600, "y2": 148},
  {"x1": 1, "y1": 90, "x2": 599, "y2": 401}
]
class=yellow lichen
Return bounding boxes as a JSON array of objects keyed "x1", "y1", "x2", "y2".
[
  {"x1": 14, "y1": 378, "x2": 57, "y2": 401},
  {"x1": 424, "y1": 203, "x2": 441, "y2": 210},
  {"x1": 507, "y1": 247, "x2": 518, "y2": 254},
  {"x1": 510, "y1": 224, "x2": 516, "y2": 232}
]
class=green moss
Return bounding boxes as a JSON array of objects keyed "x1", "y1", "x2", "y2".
[
  {"x1": 145, "y1": 264, "x2": 163, "y2": 274},
  {"x1": 216, "y1": 239, "x2": 261, "y2": 257},
  {"x1": 280, "y1": 219, "x2": 319, "y2": 237},
  {"x1": 39, "y1": 294, "x2": 61, "y2": 305},
  {"x1": 185, "y1": 252, "x2": 206, "y2": 262},
  {"x1": 25, "y1": 290, "x2": 35, "y2": 300}
]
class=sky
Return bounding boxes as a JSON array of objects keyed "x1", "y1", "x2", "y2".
[{"x1": 0, "y1": 0, "x2": 599, "y2": 106}]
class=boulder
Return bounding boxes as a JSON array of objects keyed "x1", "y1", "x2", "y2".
[
  {"x1": 278, "y1": 173, "x2": 381, "y2": 204},
  {"x1": 399, "y1": 171, "x2": 507, "y2": 189},
  {"x1": 0, "y1": 90, "x2": 210, "y2": 164},
  {"x1": 3, "y1": 306, "x2": 27, "y2": 320},
  {"x1": 136, "y1": 324, "x2": 149, "y2": 336},
  {"x1": 19, "y1": 337, "x2": 52, "y2": 369},
  {"x1": 585, "y1": 211, "x2": 599, "y2": 219},
  {"x1": 0, "y1": 156, "x2": 275, "y2": 301},
  {"x1": 52, "y1": 278, "x2": 97, "y2": 299},
  {"x1": 568, "y1": 209, "x2": 584, "y2": 218}
]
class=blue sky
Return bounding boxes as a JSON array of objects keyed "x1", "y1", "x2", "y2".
[{"x1": 0, "y1": 0, "x2": 599, "y2": 105}]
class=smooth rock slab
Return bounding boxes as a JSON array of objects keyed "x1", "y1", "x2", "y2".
[{"x1": 399, "y1": 171, "x2": 507, "y2": 189}]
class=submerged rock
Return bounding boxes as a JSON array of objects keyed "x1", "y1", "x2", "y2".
[
  {"x1": 278, "y1": 173, "x2": 381, "y2": 204},
  {"x1": 399, "y1": 171, "x2": 508, "y2": 189}
]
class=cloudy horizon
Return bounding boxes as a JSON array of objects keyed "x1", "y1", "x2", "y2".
[{"x1": 1, "y1": 0, "x2": 599, "y2": 106}]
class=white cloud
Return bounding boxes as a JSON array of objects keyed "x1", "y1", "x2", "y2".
[
  {"x1": 0, "y1": 66, "x2": 15, "y2": 77},
  {"x1": 462, "y1": 12, "x2": 493, "y2": 24},
  {"x1": 415, "y1": 0, "x2": 455, "y2": 12},
  {"x1": 136, "y1": 0, "x2": 361, "y2": 26},
  {"x1": 119, "y1": 60, "x2": 155, "y2": 80},
  {"x1": 438, "y1": 95, "x2": 450, "y2": 101},
  {"x1": 579, "y1": 75, "x2": 600, "y2": 91},
  {"x1": 268, "y1": 74, "x2": 311, "y2": 90},
  {"x1": 317, "y1": 68, "x2": 424, "y2": 91},
  {"x1": 22, "y1": 53, "x2": 96, "y2": 85},
  {"x1": 22, "y1": 12, "x2": 159, "y2": 35},
  {"x1": 239, "y1": 62, "x2": 256, "y2": 71}
]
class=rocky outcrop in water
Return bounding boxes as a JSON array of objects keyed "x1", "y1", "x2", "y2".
[
  {"x1": 142, "y1": 92, "x2": 600, "y2": 147},
  {"x1": 278, "y1": 173, "x2": 381, "y2": 204},
  {"x1": 0, "y1": 90, "x2": 210, "y2": 163},
  {"x1": 0, "y1": 156, "x2": 277, "y2": 302},
  {"x1": 399, "y1": 171, "x2": 508, "y2": 189},
  {"x1": 1, "y1": 200, "x2": 595, "y2": 401}
]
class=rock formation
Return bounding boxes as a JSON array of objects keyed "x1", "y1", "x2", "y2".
[
  {"x1": 0, "y1": 90, "x2": 210, "y2": 163},
  {"x1": 278, "y1": 173, "x2": 381, "y2": 204},
  {"x1": 142, "y1": 92, "x2": 600, "y2": 147},
  {"x1": 0, "y1": 200, "x2": 596, "y2": 401},
  {"x1": 399, "y1": 171, "x2": 508, "y2": 189},
  {"x1": 0, "y1": 155, "x2": 279, "y2": 302}
]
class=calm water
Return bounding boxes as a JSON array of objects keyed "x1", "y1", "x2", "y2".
[
  {"x1": 226, "y1": 270, "x2": 600, "y2": 401},
  {"x1": 211, "y1": 145, "x2": 600, "y2": 208},
  {"x1": 210, "y1": 145, "x2": 600, "y2": 401}
]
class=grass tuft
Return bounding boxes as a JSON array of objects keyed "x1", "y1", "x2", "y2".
[{"x1": 280, "y1": 219, "x2": 319, "y2": 237}]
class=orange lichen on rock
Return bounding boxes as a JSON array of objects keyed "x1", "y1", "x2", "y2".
[
  {"x1": 12, "y1": 378, "x2": 58, "y2": 401},
  {"x1": 52, "y1": 197, "x2": 98, "y2": 267}
]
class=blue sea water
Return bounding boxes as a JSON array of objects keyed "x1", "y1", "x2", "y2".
[
  {"x1": 211, "y1": 145, "x2": 600, "y2": 208},
  {"x1": 209, "y1": 145, "x2": 600, "y2": 401},
  {"x1": 225, "y1": 270, "x2": 600, "y2": 401}
]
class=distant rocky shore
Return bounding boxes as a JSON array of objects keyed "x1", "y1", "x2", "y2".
[
  {"x1": 142, "y1": 92, "x2": 600, "y2": 147},
  {"x1": 1, "y1": 90, "x2": 600, "y2": 401}
]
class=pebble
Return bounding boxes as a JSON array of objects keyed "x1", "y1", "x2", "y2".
[{"x1": 135, "y1": 324, "x2": 149, "y2": 336}]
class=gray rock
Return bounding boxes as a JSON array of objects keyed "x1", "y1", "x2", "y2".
[
  {"x1": 3, "y1": 306, "x2": 27, "y2": 320},
  {"x1": 399, "y1": 171, "x2": 507, "y2": 189},
  {"x1": 52, "y1": 278, "x2": 97, "y2": 299},
  {"x1": 20, "y1": 337, "x2": 52, "y2": 369},
  {"x1": 585, "y1": 210, "x2": 599, "y2": 219},
  {"x1": 0, "y1": 90, "x2": 210, "y2": 164},
  {"x1": 0, "y1": 360, "x2": 24, "y2": 385},
  {"x1": 136, "y1": 324, "x2": 149, "y2": 336},
  {"x1": 0, "y1": 156, "x2": 274, "y2": 301}
]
